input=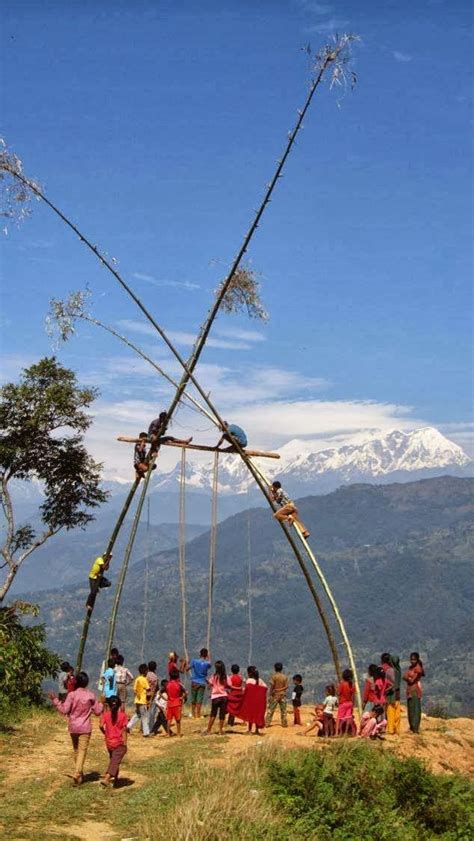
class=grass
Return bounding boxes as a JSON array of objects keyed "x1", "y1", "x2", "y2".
[{"x1": 1, "y1": 713, "x2": 473, "y2": 841}]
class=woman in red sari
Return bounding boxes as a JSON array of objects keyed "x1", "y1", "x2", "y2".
[{"x1": 238, "y1": 666, "x2": 267, "y2": 735}]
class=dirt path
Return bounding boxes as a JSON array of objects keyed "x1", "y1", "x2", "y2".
[{"x1": 1, "y1": 705, "x2": 472, "y2": 840}]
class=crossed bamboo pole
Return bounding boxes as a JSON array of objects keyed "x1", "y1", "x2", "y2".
[{"x1": 7, "y1": 38, "x2": 360, "y2": 702}]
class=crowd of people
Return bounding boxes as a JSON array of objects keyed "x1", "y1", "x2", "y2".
[{"x1": 50, "y1": 648, "x2": 425, "y2": 787}]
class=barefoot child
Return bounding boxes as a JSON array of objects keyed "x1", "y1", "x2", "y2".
[
  {"x1": 134, "y1": 432, "x2": 156, "y2": 479},
  {"x1": 301, "y1": 703, "x2": 325, "y2": 736},
  {"x1": 148, "y1": 411, "x2": 192, "y2": 455},
  {"x1": 100, "y1": 695, "x2": 128, "y2": 787},
  {"x1": 292, "y1": 674, "x2": 304, "y2": 725},
  {"x1": 269, "y1": 481, "x2": 310, "y2": 539}
]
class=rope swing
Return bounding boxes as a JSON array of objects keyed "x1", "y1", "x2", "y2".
[
  {"x1": 178, "y1": 448, "x2": 189, "y2": 665},
  {"x1": 206, "y1": 451, "x2": 219, "y2": 651},
  {"x1": 246, "y1": 491, "x2": 253, "y2": 666}
]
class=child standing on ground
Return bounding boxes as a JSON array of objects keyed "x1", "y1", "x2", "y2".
[
  {"x1": 166, "y1": 667, "x2": 186, "y2": 737},
  {"x1": 206, "y1": 660, "x2": 228, "y2": 736},
  {"x1": 114, "y1": 655, "x2": 134, "y2": 708},
  {"x1": 57, "y1": 661, "x2": 70, "y2": 701},
  {"x1": 336, "y1": 669, "x2": 357, "y2": 736},
  {"x1": 100, "y1": 695, "x2": 128, "y2": 787},
  {"x1": 239, "y1": 666, "x2": 267, "y2": 735},
  {"x1": 322, "y1": 684, "x2": 338, "y2": 736},
  {"x1": 151, "y1": 680, "x2": 170, "y2": 735},
  {"x1": 101, "y1": 657, "x2": 117, "y2": 705},
  {"x1": 266, "y1": 662, "x2": 289, "y2": 728},
  {"x1": 186, "y1": 647, "x2": 212, "y2": 719},
  {"x1": 292, "y1": 674, "x2": 304, "y2": 725},
  {"x1": 127, "y1": 664, "x2": 150, "y2": 737},
  {"x1": 227, "y1": 664, "x2": 244, "y2": 726}
]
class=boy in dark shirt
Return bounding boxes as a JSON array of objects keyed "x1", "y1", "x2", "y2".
[
  {"x1": 134, "y1": 432, "x2": 156, "y2": 480},
  {"x1": 147, "y1": 411, "x2": 193, "y2": 455},
  {"x1": 292, "y1": 674, "x2": 304, "y2": 725}
]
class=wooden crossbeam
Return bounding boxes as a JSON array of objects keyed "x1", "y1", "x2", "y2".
[{"x1": 116, "y1": 435, "x2": 280, "y2": 459}]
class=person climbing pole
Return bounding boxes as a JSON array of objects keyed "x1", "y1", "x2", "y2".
[
  {"x1": 134, "y1": 432, "x2": 157, "y2": 480},
  {"x1": 147, "y1": 410, "x2": 193, "y2": 455},
  {"x1": 86, "y1": 553, "x2": 112, "y2": 612},
  {"x1": 215, "y1": 421, "x2": 248, "y2": 452},
  {"x1": 269, "y1": 481, "x2": 310, "y2": 539}
]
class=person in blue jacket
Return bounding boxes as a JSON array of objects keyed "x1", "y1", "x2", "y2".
[{"x1": 215, "y1": 421, "x2": 248, "y2": 452}]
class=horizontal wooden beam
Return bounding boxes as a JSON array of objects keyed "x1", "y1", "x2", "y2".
[{"x1": 116, "y1": 436, "x2": 280, "y2": 459}]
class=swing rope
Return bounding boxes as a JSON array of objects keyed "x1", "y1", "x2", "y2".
[
  {"x1": 140, "y1": 497, "x2": 151, "y2": 662},
  {"x1": 206, "y1": 451, "x2": 219, "y2": 651},
  {"x1": 103, "y1": 457, "x2": 155, "y2": 669},
  {"x1": 178, "y1": 449, "x2": 189, "y2": 665},
  {"x1": 246, "y1": 489, "x2": 253, "y2": 666}
]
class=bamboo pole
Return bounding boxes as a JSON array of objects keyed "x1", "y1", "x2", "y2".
[
  {"x1": 76, "y1": 477, "x2": 140, "y2": 671},
  {"x1": 116, "y1": 436, "x2": 280, "y2": 459},
  {"x1": 103, "y1": 462, "x2": 155, "y2": 665}
]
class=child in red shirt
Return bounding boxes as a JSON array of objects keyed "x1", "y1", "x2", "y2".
[
  {"x1": 166, "y1": 668, "x2": 186, "y2": 737},
  {"x1": 99, "y1": 696, "x2": 128, "y2": 787}
]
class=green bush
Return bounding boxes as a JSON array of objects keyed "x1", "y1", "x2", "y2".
[
  {"x1": 0, "y1": 601, "x2": 59, "y2": 726},
  {"x1": 266, "y1": 742, "x2": 474, "y2": 840}
]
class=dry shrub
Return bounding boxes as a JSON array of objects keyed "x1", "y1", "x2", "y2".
[
  {"x1": 144, "y1": 745, "x2": 282, "y2": 841},
  {"x1": 217, "y1": 267, "x2": 268, "y2": 321}
]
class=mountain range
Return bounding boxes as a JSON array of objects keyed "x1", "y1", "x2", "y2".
[
  {"x1": 15, "y1": 475, "x2": 474, "y2": 716},
  {"x1": 6, "y1": 426, "x2": 472, "y2": 594}
]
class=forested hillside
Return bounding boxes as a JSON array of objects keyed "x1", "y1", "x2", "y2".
[{"x1": 23, "y1": 476, "x2": 474, "y2": 714}]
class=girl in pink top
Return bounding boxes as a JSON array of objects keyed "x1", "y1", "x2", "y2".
[
  {"x1": 49, "y1": 671, "x2": 103, "y2": 785},
  {"x1": 205, "y1": 660, "x2": 228, "y2": 736}
]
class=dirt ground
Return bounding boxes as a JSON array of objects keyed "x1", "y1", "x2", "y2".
[{"x1": 1, "y1": 704, "x2": 473, "y2": 840}]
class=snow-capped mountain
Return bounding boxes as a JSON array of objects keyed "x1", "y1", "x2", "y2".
[{"x1": 152, "y1": 427, "x2": 472, "y2": 498}]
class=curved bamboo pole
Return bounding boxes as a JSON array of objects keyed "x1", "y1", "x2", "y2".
[
  {"x1": 9, "y1": 36, "x2": 357, "y2": 680},
  {"x1": 251, "y1": 458, "x2": 360, "y2": 709}
]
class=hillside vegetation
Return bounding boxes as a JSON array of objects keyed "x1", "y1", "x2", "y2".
[{"x1": 19, "y1": 476, "x2": 474, "y2": 714}]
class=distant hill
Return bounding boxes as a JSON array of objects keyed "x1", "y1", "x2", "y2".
[{"x1": 18, "y1": 476, "x2": 474, "y2": 715}]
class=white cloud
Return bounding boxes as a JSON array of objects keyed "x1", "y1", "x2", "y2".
[
  {"x1": 116, "y1": 319, "x2": 255, "y2": 350},
  {"x1": 213, "y1": 326, "x2": 266, "y2": 343},
  {"x1": 393, "y1": 51, "x2": 412, "y2": 63},
  {"x1": 84, "y1": 394, "x2": 429, "y2": 481},
  {"x1": 133, "y1": 271, "x2": 200, "y2": 290},
  {"x1": 306, "y1": 17, "x2": 350, "y2": 33}
]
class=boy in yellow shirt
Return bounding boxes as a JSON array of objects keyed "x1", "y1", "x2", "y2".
[
  {"x1": 86, "y1": 553, "x2": 112, "y2": 611},
  {"x1": 126, "y1": 664, "x2": 150, "y2": 737}
]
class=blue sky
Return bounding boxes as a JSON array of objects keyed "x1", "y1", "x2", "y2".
[{"x1": 1, "y1": 0, "x2": 472, "y2": 478}]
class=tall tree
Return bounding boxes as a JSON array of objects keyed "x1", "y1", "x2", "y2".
[{"x1": 0, "y1": 357, "x2": 108, "y2": 601}]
